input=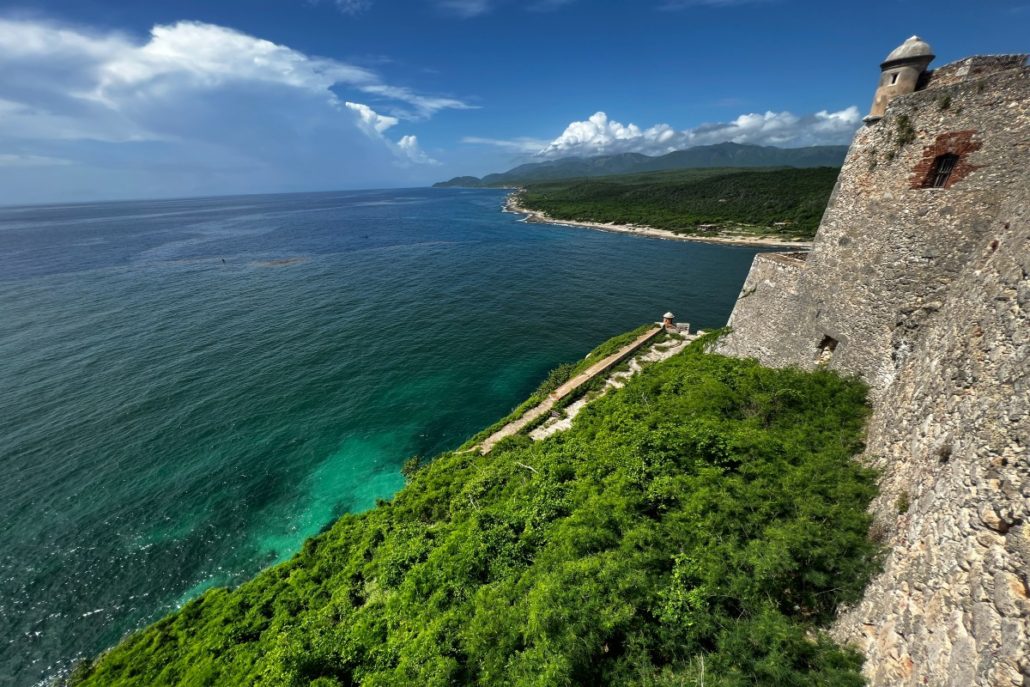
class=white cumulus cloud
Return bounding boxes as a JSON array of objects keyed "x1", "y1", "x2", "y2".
[
  {"x1": 346, "y1": 101, "x2": 439, "y2": 165},
  {"x1": 397, "y1": 135, "x2": 440, "y2": 165},
  {"x1": 685, "y1": 107, "x2": 862, "y2": 148},
  {"x1": 538, "y1": 112, "x2": 677, "y2": 157},
  {"x1": 0, "y1": 18, "x2": 469, "y2": 141},
  {"x1": 89, "y1": 21, "x2": 376, "y2": 103},
  {"x1": 469, "y1": 107, "x2": 862, "y2": 160},
  {"x1": 346, "y1": 101, "x2": 400, "y2": 134},
  {"x1": 0, "y1": 17, "x2": 464, "y2": 202}
]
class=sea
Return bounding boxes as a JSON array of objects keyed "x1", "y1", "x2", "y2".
[{"x1": 0, "y1": 187, "x2": 770, "y2": 685}]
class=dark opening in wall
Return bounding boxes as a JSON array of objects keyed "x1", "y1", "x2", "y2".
[
  {"x1": 816, "y1": 335, "x2": 838, "y2": 365},
  {"x1": 925, "y1": 153, "x2": 960, "y2": 188},
  {"x1": 909, "y1": 131, "x2": 981, "y2": 189}
]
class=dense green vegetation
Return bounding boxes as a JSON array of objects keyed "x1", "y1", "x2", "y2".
[
  {"x1": 519, "y1": 167, "x2": 840, "y2": 239},
  {"x1": 73, "y1": 333, "x2": 878, "y2": 687}
]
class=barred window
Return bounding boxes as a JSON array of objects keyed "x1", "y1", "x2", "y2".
[{"x1": 926, "y1": 153, "x2": 959, "y2": 188}]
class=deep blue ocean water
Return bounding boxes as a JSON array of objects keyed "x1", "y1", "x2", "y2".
[{"x1": 0, "y1": 188, "x2": 769, "y2": 685}]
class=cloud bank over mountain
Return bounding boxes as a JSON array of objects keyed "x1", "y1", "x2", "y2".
[{"x1": 468, "y1": 107, "x2": 862, "y2": 160}]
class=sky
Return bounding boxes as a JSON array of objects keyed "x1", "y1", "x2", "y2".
[{"x1": 0, "y1": 0, "x2": 1025, "y2": 204}]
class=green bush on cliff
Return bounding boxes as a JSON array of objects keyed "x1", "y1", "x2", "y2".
[{"x1": 73, "y1": 337, "x2": 878, "y2": 687}]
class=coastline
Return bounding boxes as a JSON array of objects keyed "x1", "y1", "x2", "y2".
[{"x1": 503, "y1": 191, "x2": 814, "y2": 249}]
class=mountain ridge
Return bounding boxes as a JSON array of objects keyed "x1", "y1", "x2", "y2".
[{"x1": 435, "y1": 142, "x2": 849, "y2": 187}]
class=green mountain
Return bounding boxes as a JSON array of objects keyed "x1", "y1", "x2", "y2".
[{"x1": 433, "y1": 142, "x2": 849, "y2": 187}]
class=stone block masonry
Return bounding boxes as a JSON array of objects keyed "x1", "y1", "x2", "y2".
[
  {"x1": 723, "y1": 252, "x2": 807, "y2": 365},
  {"x1": 831, "y1": 193, "x2": 1029, "y2": 687},
  {"x1": 719, "y1": 55, "x2": 1028, "y2": 399},
  {"x1": 717, "y1": 48, "x2": 1029, "y2": 686}
]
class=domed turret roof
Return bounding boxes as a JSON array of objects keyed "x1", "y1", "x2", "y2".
[{"x1": 884, "y1": 36, "x2": 934, "y2": 64}]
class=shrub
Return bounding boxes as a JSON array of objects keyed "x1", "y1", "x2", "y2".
[{"x1": 73, "y1": 343, "x2": 879, "y2": 687}]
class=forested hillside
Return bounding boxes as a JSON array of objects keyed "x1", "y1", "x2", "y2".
[
  {"x1": 72, "y1": 334, "x2": 878, "y2": 687},
  {"x1": 518, "y1": 167, "x2": 840, "y2": 239}
]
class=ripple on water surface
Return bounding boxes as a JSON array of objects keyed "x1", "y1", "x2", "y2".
[{"x1": 0, "y1": 188, "x2": 773, "y2": 685}]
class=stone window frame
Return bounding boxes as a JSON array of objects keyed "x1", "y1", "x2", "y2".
[{"x1": 909, "y1": 130, "x2": 982, "y2": 190}]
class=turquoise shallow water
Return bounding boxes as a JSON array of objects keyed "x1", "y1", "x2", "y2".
[{"x1": 0, "y1": 188, "x2": 769, "y2": 685}]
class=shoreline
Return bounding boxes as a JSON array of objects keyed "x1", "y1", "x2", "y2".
[{"x1": 503, "y1": 191, "x2": 814, "y2": 249}]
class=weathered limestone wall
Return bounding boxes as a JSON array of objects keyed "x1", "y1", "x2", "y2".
[
  {"x1": 831, "y1": 189, "x2": 1029, "y2": 687},
  {"x1": 723, "y1": 252, "x2": 806, "y2": 361},
  {"x1": 718, "y1": 57, "x2": 1029, "y2": 399},
  {"x1": 717, "y1": 55, "x2": 1030, "y2": 685}
]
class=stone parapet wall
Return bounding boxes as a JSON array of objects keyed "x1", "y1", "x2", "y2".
[
  {"x1": 923, "y1": 55, "x2": 1029, "y2": 90},
  {"x1": 716, "y1": 54, "x2": 1029, "y2": 685},
  {"x1": 477, "y1": 326, "x2": 664, "y2": 454}
]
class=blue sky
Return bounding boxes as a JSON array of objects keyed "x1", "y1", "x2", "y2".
[{"x1": 0, "y1": 0, "x2": 1025, "y2": 203}]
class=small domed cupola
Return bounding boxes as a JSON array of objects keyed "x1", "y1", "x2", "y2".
[
  {"x1": 883, "y1": 35, "x2": 934, "y2": 65},
  {"x1": 864, "y1": 36, "x2": 936, "y2": 124}
]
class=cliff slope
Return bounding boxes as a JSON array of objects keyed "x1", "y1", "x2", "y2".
[{"x1": 71, "y1": 338, "x2": 878, "y2": 686}]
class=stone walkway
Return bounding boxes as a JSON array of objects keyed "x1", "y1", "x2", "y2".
[
  {"x1": 528, "y1": 332, "x2": 696, "y2": 441},
  {"x1": 478, "y1": 326, "x2": 664, "y2": 454}
]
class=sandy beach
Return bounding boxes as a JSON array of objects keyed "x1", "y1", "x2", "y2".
[{"x1": 504, "y1": 191, "x2": 814, "y2": 249}]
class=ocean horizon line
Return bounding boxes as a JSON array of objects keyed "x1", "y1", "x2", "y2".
[{"x1": 0, "y1": 184, "x2": 471, "y2": 212}]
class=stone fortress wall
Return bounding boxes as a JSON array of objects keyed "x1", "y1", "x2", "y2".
[{"x1": 717, "y1": 41, "x2": 1029, "y2": 686}]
